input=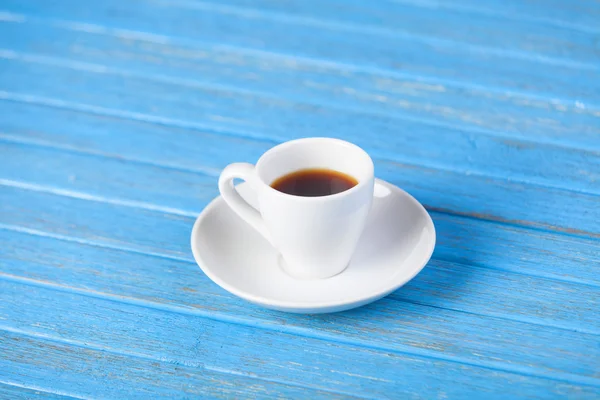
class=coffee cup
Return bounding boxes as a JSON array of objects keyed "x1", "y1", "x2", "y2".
[{"x1": 218, "y1": 137, "x2": 374, "y2": 279}]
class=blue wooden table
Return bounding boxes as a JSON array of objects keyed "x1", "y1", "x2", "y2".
[{"x1": 1, "y1": 0, "x2": 599, "y2": 398}]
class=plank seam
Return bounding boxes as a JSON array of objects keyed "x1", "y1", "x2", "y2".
[
  {"x1": 1, "y1": 127, "x2": 600, "y2": 241},
  {"x1": 0, "y1": 326, "x2": 373, "y2": 399},
  {"x1": 0, "y1": 134, "x2": 223, "y2": 177},
  {"x1": 1, "y1": 275, "x2": 599, "y2": 388},
  {"x1": 2, "y1": 10, "x2": 600, "y2": 103},
  {"x1": 2, "y1": 129, "x2": 599, "y2": 201},
  {"x1": 1, "y1": 178, "x2": 599, "y2": 287},
  {"x1": 3, "y1": 48, "x2": 599, "y2": 138},
  {"x1": 0, "y1": 224, "x2": 598, "y2": 334},
  {"x1": 0, "y1": 178, "x2": 199, "y2": 218},
  {"x1": 377, "y1": 0, "x2": 600, "y2": 34},
  {"x1": 0, "y1": 380, "x2": 87, "y2": 400},
  {"x1": 1, "y1": 89, "x2": 600, "y2": 200},
  {"x1": 425, "y1": 205, "x2": 600, "y2": 239},
  {"x1": 122, "y1": 0, "x2": 600, "y2": 70}
]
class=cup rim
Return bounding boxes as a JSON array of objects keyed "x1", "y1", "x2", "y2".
[{"x1": 255, "y1": 137, "x2": 374, "y2": 202}]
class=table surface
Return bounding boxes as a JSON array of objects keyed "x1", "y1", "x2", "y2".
[{"x1": 1, "y1": 0, "x2": 599, "y2": 398}]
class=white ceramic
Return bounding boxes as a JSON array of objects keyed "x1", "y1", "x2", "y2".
[
  {"x1": 191, "y1": 179, "x2": 436, "y2": 314},
  {"x1": 218, "y1": 138, "x2": 375, "y2": 279}
]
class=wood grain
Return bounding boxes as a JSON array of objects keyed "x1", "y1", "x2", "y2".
[
  {"x1": 0, "y1": 331, "x2": 364, "y2": 399},
  {"x1": 1, "y1": 280, "x2": 599, "y2": 398},
  {"x1": 0, "y1": 383, "x2": 79, "y2": 400},
  {"x1": 1, "y1": 46, "x2": 599, "y2": 153},
  {"x1": 2, "y1": 0, "x2": 599, "y2": 68},
  {"x1": 3, "y1": 195, "x2": 600, "y2": 363},
  {"x1": 1, "y1": 108, "x2": 599, "y2": 239},
  {"x1": 2, "y1": 13, "x2": 599, "y2": 107},
  {"x1": 384, "y1": 0, "x2": 600, "y2": 33},
  {"x1": 164, "y1": 0, "x2": 600, "y2": 64},
  {"x1": 1, "y1": 0, "x2": 598, "y2": 397},
  {"x1": 0, "y1": 24, "x2": 599, "y2": 185},
  {"x1": 1, "y1": 141, "x2": 599, "y2": 286},
  {"x1": 2, "y1": 232, "x2": 600, "y2": 385}
]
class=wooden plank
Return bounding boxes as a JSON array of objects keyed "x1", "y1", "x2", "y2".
[
  {"x1": 0, "y1": 383, "x2": 78, "y2": 399},
  {"x1": 1, "y1": 22, "x2": 600, "y2": 150},
  {"x1": 4, "y1": 230, "x2": 600, "y2": 387},
  {"x1": 1, "y1": 183, "x2": 598, "y2": 333},
  {"x1": 1, "y1": 106, "x2": 599, "y2": 239},
  {"x1": 1, "y1": 0, "x2": 598, "y2": 68},
  {"x1": 172, "y1": 0, "x2": 600, "y2": 49},
  {"x1": 1, "y1": 137, "x2": 599, "y2": 286},
  {"x1": 427, "y1": 213, "x2": 600, "y2": 286},
  {"x1": 3, "y1": 13, "x2": 599, "y2": 107},
  {"x1": 0, "y1": 331, "x2": 359, "y2": 399},
  {"x1": 3, "y1": 232, "x2": 600, "y2": 385},
  {"x1": 0, "y1": 84, "x2": 597, "y2": 201},
  {"x1": 1, "y1": 0, "x2": 596, "y2": 396},
  {"x1": 1, "y1": 280, "x2": 599, "y2": 396},
  {"x1": 1, "y1": 139, "x2": 599, "y2": 285},
  {"x1": 384, "y1": 0, "x2": 600, "y2": 32},
  {"x1": 2, "y1": 18, "x2": 596, "y2": 118},
  {"x1": 2, "y1": 29, "x2": 600, "y2": 155},
  {"x1": 0, "y1": 141, "x2": 216, "y2": 215},
  {"x1": 1, "y1": 52, "x2": 598, "y2": 180},
  {"x1": 2, "y1": 333, "x2": 596, "y2": 400}
]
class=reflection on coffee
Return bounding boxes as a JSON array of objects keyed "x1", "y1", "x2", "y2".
[{"x1": 271, "y1": 168, "x2": 358, "y2": 197}]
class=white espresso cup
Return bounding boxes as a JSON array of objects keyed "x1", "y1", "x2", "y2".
[{"x1": 218, "y1": 137, "x2": 374, "y2": 279}]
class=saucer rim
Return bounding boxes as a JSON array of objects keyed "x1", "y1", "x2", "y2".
[{"x1": 191, "y1": 178, "x2": 436, "y2": 311}]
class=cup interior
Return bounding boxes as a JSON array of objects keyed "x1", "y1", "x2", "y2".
[{"x1": 256, "y1": 138, "x2": 373, "y2": 188}]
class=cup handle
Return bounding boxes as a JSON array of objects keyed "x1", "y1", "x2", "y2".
[{"x1": 218, "y1": 162, "x2": 273, "y2": 245}]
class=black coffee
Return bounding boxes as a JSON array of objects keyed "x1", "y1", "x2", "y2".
[{"x1": 271, "y1": 168, "x2": 358, "y2": 197}]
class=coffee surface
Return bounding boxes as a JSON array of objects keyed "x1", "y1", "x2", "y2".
[{"x1": 271, "y1": 168, "x2": 358, "y2": 197}]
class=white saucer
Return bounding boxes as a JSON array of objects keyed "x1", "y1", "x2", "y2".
[{"x1": 191, "y1": 179, "x2": 436, "y2": 314}]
